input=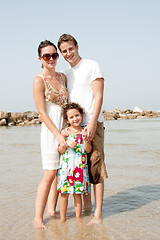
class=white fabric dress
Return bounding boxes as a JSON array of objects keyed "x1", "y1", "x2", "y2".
[{"x1": 39, "y1": 74, "x2": 68, "y2": 170}]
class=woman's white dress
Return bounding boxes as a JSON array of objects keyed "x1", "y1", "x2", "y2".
[{"x1": 39, "y1": 74, "x2": 68, "y2": 170}]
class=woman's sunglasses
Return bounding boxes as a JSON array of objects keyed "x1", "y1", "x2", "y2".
[{"x1": 41, "y1": 53, "x2": 59, "y2": 61}]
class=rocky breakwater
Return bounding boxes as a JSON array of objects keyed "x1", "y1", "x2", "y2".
[
  {"x1": 0, "y1": 111, "x2": 41, "y2": 126},
  {"x1": 103, "y1": 106, "x2": 160, "y2": 121}
]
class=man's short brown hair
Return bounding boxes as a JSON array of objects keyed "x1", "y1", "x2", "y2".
[{"x1": 57, "y1": 34, "x2": 78, "y2": 51}]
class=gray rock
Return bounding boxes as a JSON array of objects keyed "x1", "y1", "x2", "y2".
[{"x1": 0, "y1": 119, "x2": 7, "y2": 126}]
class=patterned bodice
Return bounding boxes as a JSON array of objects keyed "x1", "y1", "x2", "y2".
[{"x1": 39, "y1": 73, "x2": 68, "y2": 107}]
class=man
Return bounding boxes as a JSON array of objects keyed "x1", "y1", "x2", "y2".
[{"x1": 58, "y1": 34, "x2": 108, "y2": 224}]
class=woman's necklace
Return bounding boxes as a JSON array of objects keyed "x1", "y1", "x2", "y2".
[{"x1": 45, "y1": 73, "x2": 61, "y2": 91}]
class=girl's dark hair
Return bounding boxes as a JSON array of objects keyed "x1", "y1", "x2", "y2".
[
  {"x1": 63, "y1": 102, "x2": 84, "y2": 122},
  {"x1": 38, "y1": 40, "x2": 57, "y2": 57}
]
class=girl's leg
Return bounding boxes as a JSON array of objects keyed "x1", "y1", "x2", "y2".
[
  {"x1": 34, "y1": 170, "x2": 56, "y2": 229},
  {"x1": 73, "y1": 194, "x2": 82, "y2": 221},
  {"x1": 47, "y1": 175, "x2": 59, "y2": 216},
  {"x1": 60, "y1": 193, "x2": 69, "y2": 224},
  {"x1": 83, "y1": 184, "x2": 92, "y2": 211}
]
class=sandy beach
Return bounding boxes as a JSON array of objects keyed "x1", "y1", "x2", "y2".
[{"x1": 0, "y1": 118, "x2": 160, "y2": 240}]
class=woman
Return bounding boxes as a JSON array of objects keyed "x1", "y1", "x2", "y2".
[{"x1": 33, "y1": 40, "x2": 68, "y2": 229}]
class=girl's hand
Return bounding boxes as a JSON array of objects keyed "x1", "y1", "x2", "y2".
[{"x1": 66, "y1": 140, "x2": 77, "y2": 148}]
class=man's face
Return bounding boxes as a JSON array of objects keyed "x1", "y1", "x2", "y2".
[{"x1": 59, "y1": 40, "x2": 80, "y2": 67}]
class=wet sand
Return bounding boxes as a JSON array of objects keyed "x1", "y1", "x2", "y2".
[{"x1": 0, "y1": 118, "x2": 160, "y2": 239}]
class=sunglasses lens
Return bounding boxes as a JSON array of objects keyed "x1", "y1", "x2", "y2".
[
  {"x1": 42, "y1": 54, "x2": 51, "y2": 61},
  {"x1": 52, "y1": 53, "x2": 59, "y2": 60},
  {"x1": 42, "y1": 53, "x2": 59, "y2": 61}
]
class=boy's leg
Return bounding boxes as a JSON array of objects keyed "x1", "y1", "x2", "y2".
[{"x1": 60, "y1": 193, "x2": 69, "y2": 223}]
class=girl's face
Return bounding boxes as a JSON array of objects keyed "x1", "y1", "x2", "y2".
[
  {"x1": 39, "y1": 45, "x2": 58, "y2": 69},
  {"x1": 66, "y1": 109, "x2": 82, "y2": 127}
]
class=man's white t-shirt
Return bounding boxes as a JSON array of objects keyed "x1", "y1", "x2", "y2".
[{"x1": 63, "y1": 59, "x2": 104, "y2": 126}]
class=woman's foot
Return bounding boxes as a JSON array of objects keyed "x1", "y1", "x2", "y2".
[
  {"x1": 46, "y1": 211, "x2": 59, "y2": 217},
  {"x1": 34, "y1": 217, "x2": 47, "y2": 230}
]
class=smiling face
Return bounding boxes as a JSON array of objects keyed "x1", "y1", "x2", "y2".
[
  {"x1": 66, "y1": 108, "x2": 82, "y2": 127},
  {"x1": 59, "y1": 40, "x2": 81, "y2": 67},
  {"x1": 39, "y1": 45, "x2": 58, "y2": 69}
]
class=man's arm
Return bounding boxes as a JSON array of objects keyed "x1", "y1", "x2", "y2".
[{"x1": 85, "y1": 78, "x2": 104, "y2": 140}]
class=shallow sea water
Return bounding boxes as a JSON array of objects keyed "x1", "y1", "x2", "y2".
[{"x1": 0, "y1": 118, "x2": 160, "y2": 240}]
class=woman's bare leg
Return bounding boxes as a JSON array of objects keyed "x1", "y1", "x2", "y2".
[
  {"x1": 47, "y1": 176, "x2": 59, "y2": 216},
  {"x1": 34, "y1": 170, "x2": 56, "y2": 229}
]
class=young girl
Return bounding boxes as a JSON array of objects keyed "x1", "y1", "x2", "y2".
[{"x1": 57, "y1": 102, "x2": 92, "y2": 223}]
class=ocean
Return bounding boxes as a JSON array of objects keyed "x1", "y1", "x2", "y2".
[{"x1": 0, "y1": 118, "x2": 160, "y2": 240}]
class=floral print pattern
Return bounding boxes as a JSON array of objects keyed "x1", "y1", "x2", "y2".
[
  {"x1": 44, "y1": 73, "x2": 68, "y2": 107},
  {"x1": 57, "y1": 131, "x2": 90, "y2": 194}
]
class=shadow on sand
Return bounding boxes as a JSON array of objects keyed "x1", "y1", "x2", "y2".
[{"x1": 102, "y1": 184, "x2": 160, "y2": 217}]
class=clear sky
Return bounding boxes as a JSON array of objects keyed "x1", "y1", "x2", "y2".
[{"x1": 0, "y1": 0, "x2": 159, "y2": 112}]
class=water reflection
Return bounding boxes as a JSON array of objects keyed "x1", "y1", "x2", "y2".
[{"x1": 34, "y1": 221, "x2": 109, "y2": 240}]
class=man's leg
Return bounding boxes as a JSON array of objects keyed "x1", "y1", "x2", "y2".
[
  {"x1": 93, "y1": 177, "x2": 104, "y2": 219},
  {"x1": 87, "y1": 178, "x2": 104, "y2": 225}
]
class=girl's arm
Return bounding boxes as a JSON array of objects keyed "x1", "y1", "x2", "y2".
[
  {"x1": 83, "y1": 141, "x2": 92, "y2": 154},
  {"x1": 33, "y1": 76, "x2": 66, "y2": 146}
]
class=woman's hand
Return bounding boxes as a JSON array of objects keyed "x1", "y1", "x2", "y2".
[{"x1": 56, "y1": 133, "x2": 67, "y2": 147}]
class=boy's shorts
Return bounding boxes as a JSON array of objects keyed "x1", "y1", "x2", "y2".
[{"x1": 87, "y1": 121, "x2": 108, "y2": 184}]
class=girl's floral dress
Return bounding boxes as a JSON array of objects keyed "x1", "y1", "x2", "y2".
[{"x1": 57, "y1": 129, "x2": 90, "y2": 194}]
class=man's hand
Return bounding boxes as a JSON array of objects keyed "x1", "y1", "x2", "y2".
[
  {"x1": 84, "y1": 122, "x2": 97, "y2": 141},
  {"x1": 82, "y1": 129, "x2": 89, "y2": 142}
]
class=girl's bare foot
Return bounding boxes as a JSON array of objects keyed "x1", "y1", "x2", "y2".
[
  {"x1": 76, "y1": 217, "x2": 82, "y2": 224},
  {"x1": 60, "y1": 218, "x2": 66, "y2": 225},
  {"x1": 87, "y1": 217, "x2": 102, "y2": 226},
  {"x1": 34, "y1": 217, "x2": 47, "y2": 230}
]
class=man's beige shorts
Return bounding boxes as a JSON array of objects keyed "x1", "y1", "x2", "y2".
[{"x1": 88, "y1": 121, "x2": 108, "y2": 184}]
